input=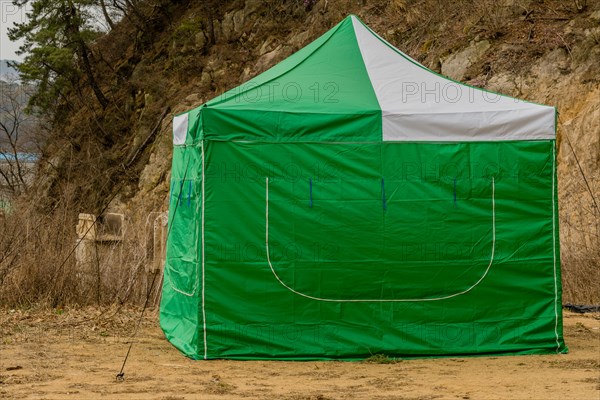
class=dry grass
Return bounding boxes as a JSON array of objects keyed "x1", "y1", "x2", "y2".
[
  {"x1": 0, "y1": 198, "x2": 157, "y2": 308},
  {"x1": 562, "y1": 251, "x2": 600, "y2": 305}
]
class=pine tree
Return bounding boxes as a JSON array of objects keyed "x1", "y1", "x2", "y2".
[{"x1": 8, "y1": 0, "x2": 109, "y2": 112}]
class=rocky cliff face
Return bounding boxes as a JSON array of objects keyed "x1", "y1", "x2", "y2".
[{"x1": 37, "y1": 0, "x2": 599, "y2": 303}]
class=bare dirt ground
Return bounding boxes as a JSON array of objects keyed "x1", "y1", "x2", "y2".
[{"x1": 0, "y1": 307, "x2": 598, "y2": 400}]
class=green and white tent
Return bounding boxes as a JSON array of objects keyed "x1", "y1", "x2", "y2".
[{"x1": 160, "y1": 15, "x2": 567, "y2": 360}]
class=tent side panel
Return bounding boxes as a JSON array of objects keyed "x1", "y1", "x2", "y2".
[
  {"x1": 160, "y1": 144, "x2": 204, "y2": 359},
  {"x1": 200, "y1": 140, "x2": 565, "y2": 359}
]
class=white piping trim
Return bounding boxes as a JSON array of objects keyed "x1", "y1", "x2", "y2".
[
  {"x1": 166, "y1": 258, "x2": 199, "y2": 296},
  {"x1": 265, "y1": 177, "x2": 496, "y2": 302},
  {"x1": 552, "y1": 143, "x2": 560, "y2": 352},
  {"x1": 202, "y1": 140, "x2": 207, "y2": 359}
]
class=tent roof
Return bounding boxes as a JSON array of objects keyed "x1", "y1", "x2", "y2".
[{"x1": 174, "y1": 15, "x2": 555, "y2": 144}]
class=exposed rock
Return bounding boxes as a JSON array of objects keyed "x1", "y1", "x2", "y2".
[
  {"x1": 200, "y1": 70, "x2": 212, "y2": 88},
  {"x1": 233, "y1": 10, "x2": 246, "y2": 35},
  {"x1": 239, "y1": 66, "x2": 252, "y2": 82},
  {"x1": 505, "y1": 0, "x2": 533, "y2": 18},
  {"x1": 221, "y1": 12, "x2": 235, "y2": 42},
  {"x1": 534, "y1": 48, "x2": 570, "y2": 79},
  {"x1": 244, "y1": 0, "x2": 263, "y2": 14},
  {"x1": 194, "y1": 31, "x2": 207, "y2": 51},
  {"x1": 184, "y1": 93, "x2": 203, "y2": 107},
  {"x1": 254, "y1": 45, "x2": 284, "y2": 74},
  {"x1": 221, "y1": 9, "x2": 247, "y2": 42},
  {"x1": 259, "y1": 36, "x2": 279, "y2": 55},
  {"x1": 579, "y1": 62, "x2": 600, "y2": 84},
  {"x1": 212, "y1": 19, "x2": 222, "y2": 43},
  {"x1": 441, "y1": 40, "x2": 491, "y2": 81},
  {"x1": 486, "y1": 72, "x2": 518, "y2": 96},
  {"x1": 139, "y1": 151, "x2": 168, "y2": 193},
  {"x1": 289, "y1": 30, "x2": 312, "y2": 50}
]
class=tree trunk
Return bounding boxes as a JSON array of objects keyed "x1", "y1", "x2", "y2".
[
  {"x1": 67, "y1": 1, "x2": 109, "y2": 109},
  {"x1": 201, "y1": 1, "x2": 216, "y2": 45},
  {"x1": 78, "y1": 41, "x2": 110, "y2": 109},
  {"x1": 100, "y1": 0, "x2": 115, "y2": 30}
]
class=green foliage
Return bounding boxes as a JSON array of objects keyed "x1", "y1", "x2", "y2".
[
  {"x1": 173, "y1": 16, "x2": 203, "y2": 41},
  {"x1": 8, "y1": 0, "x2": 107, "y2": 113}
]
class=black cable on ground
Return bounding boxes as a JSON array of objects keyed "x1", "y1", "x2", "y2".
[{"x1": 116, "y1": 268, "x2": 159, "y2": 382}]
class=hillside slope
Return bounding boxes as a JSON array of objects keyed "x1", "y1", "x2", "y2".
[{"x1": 23, "y1": 0, "x2": 600, "y2": 304}]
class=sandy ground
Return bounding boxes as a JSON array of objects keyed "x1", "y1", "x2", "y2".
[{"x1": 0, "y1": 307, "x2": 598, "y2": 400}]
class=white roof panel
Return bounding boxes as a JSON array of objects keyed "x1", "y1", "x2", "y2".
[{"x1": 351, "y1": 16, "x2": 555, "y2": 141}]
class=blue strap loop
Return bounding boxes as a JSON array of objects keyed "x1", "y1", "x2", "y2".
[
  {"x1": 453, "y1": 177, "x2": 457, "y2": 208},
  {"x1": 381, "y1": 178, "x2": 387, "y2": 211}
]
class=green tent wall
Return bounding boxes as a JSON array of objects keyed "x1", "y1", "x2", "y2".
[{"x1": 160, "y1": 15, "x2": 567, "y2": 360}]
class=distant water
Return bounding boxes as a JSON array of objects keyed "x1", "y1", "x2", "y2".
[{"x1": 0, "y1": 153, "x2": 39, "y2": 162}]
